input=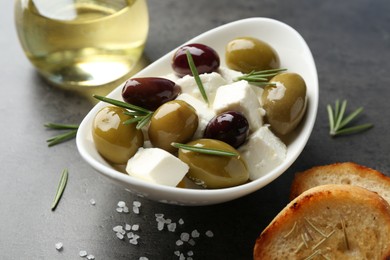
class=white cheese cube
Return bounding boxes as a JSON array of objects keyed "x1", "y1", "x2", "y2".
[
  {"x1": 126, "y1": 148, "x2": 189, "y2": 187},
  {"x1": 238, "y1": 126, "x2": 286, "y2": 180},
  {"x1": 212, "y1": 80, "x2": 264, "y2": 132},
  {"x1": 176, "y1": 93, "x2": 216, "y2": 139},
  {"x1": 217, "y1": 66, "x2": 243, "y2": 83},
  {"x1": 175, "y1": 72, "x2": 227, "y2": 103}
]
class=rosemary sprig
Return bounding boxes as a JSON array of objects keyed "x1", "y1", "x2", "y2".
[
  {"x1": 327, "y1": 99, "x2": 373, "y2": 137},
  {"x1": 171, "y1": 142, "x2": 239, "y2": 157},
  {"x1": 51, "y1": 168, "x2": 68, "y2": 210},
  {"x1": 236, "y1": 68, "x2": 287, "y2": 85},
  {"x1": 93, "y1": 94, "x2": 153, "y2": 130},
  {"x1": 186, "y1": 50, "x2": 209, "y2": 104},
  {"x1": 45, "y1": 123, "x2": 79, "y2": 147}
]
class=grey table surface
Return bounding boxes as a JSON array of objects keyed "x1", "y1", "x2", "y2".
[{"x1": 1, "y1": 0, "x2": 390, "y2": 259}]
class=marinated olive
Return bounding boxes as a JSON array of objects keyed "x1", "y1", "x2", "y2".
[
  {"x1": 172, "y1": 43, "x2": 220, "y2": 77},
  {"x1": 204, "y1": 111, "x2": 249, "y2": 148},
  {"x1": 92, "y1": 106, "x2": 144, "y2": 164},
  {"x1": 148, "y1": 100, "x2": 198, "y2": 153},
  {"x1": 225, "y1": 37, "x2": 280, "y2": 73},
  {"x1": 261, "y1": 72, "x2": 307, "y2": 135},
  {"x1": 122, "y1": 77, "x2": 181, "y2": 111},
  {"x1": 178, "y1": 139, "x2": 248, "y2": 189}
]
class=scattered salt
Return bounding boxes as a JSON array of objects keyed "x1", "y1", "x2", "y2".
[
  {"x1": 116, "y1": 233, "x2": 124, "y2": 240},
  {"x1": 133, "y1": 206, "x2": 140, "y2": 214},
  {"x1": 116, "y1": 207, "x2": 123, "y2": 213},
  {"x1": 191, "y1": 230, "x2": 200, "y2": 238},
  {"x1": 178, "y1": 218, "x2": 184, "y2": 225},
  {"x1": 157, "y1": 221, "x2": 165, "y2": 231},
  {"x1": 174, "y1": 251, "x2": 180, "y2": 256},
  {"x1": 139, "y1": 257, "x2": 148, "y2": 260},
  {"x1": 176, "y1": 240, "x2": 184, "y2": 246},
  {"x1": 79, "y1": 250, "x2": 88, "y2": 257},
  {"x1": 127, "y1": 232, "x2": 134, "y2": 239},
  {"x1": 187, "y1": 257, "x2": 193, "y2": 260},
  {"x1": 133, "y1": 201, "x2": 141, "y2": 207},
  {"x1": 86, "y1": 254, "x2": 95, "y2": 260},
  {"x1": 205, "y1": 230, "x2": 214, "y2": 238},
  {"x1": 55, "y1": 242, "x2": 63, "y2": 251},
  {"x1": 123, "y1": 206, "x2": 129, "y2": 213},
  {"x1": 125, "y1": 224, "x2": 132, "y2": 231},
  {"x1": 179, "y1": 253, "x2": 186, "y2": 260},
  {"x1": 188, "y1": 239, "x2": 196, "y2": 246},
  {"x1": 132, "y1": 224, "x2": 140, "y2": 231},
  {"x1": 117, "y1": 201, "x2": 126, "y2": 207},
  {"x1": 113, "y1": 225, "x2": 123, "y2": 232},
  {"x1": 180, "y1": 232, "x2": 190, "y2": 242},
  {"x1": 89, "y1": 199, "x2": 96, "y2": 205},
  {"x1": 167, "y1": 223, "x2": 177, "y2": 232},
  {"x1": 187, "y1": 250, "x2": 194, "y2": 256},
  {"x1": 129, "y1": 238, "x2": 139, "y2": 245}
]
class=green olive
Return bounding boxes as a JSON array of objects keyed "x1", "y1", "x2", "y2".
[
  {"x1": 92, "y1": 106, "x2": 144, "y2": 164},
  {"x1": 148, "y1": 100, "x2": 198, "y2": 153},
  {"x1": 261, "y1": 72, "x2": 307, "y2": 135},
  {"x1": 178, "y1": 139, "x2": 249, "y2": 189},
  {"x1": 225, "y1": 36, "x2": 280, "y2": 73}
]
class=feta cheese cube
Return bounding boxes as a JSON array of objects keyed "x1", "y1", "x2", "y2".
[
  {"x1": 126, "y1": 148, "x2": 189, "y2": 187},
  {"x1": 238, "y1": 126, "x2": 286, "y2": 180},
  {"x1": 217, "y1": 66, "x2": 243, "y2": 83},
  {"x1": 176, "y1": 93, "x2": 216, "y2": 139},
  {"x1": 212, "y1": 80, "x2": 264, "y2": 132},
  {"x1": 175, "y1": 72, "x2": 227, "y2": 103}
]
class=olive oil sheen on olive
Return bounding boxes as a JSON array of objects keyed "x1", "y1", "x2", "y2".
[{"x1": 15, "y1": 0, "x2": 148, "y2": 88}]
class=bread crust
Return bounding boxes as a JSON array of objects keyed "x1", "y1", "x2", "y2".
[
  {"x1": 254, "y1": 184, "x2": 390, "y2": 260},
  {"x1": 290, "y1": 162, "x2": 390, "y2": 202}
]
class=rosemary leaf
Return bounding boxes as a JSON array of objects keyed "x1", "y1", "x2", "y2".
[
  {"x1": 327, "y1": 99, "x2": 373, "y2": 137},
  {"x1": 332, "y1": 123, "x2": 373, "y2": 136},
  {"x1": 44, "y1": 123, "x2": 79, "y2": 130},
  {"x1": 93, "y1": 94, "x2": 152, "y2": 114},
  {"x1": 51, "y1": 168, "x2": 68, "y2": 210},
  {"x1": 123, "y1": 117, "x2": 144, "y2": 125},
  {"x1": 172, "y1": 142, "x2": 239, "y2": 157},
  {"x1": 236, "y1": 68, "x2": 286, "y2": 83},
  {"x1": 46, "y1": 129, "x2": 78, "y2": 147},
  {"x1": 186, "y1": 50, "x2": 209, "y2": 104},
  {"x1": 136, "y1": 112, "x2": 153, "y2": 130}
]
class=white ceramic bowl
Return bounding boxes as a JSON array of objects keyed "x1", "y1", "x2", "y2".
[{"x1": 76, "y1": 17, "x2": 319, "y2": 206}]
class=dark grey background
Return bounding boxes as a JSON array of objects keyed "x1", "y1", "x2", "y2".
[{"x1": 1, "y1": 0, "x2": 390, "y2": 259}]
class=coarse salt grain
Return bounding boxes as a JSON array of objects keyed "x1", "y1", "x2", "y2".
[
  {"x1": 113, "y1": 225, "x2": 123, "y2": 232},
  {"x1": 127, "y1": 232, "x2": 134, "y2": 239},
  {"x1": 157, "y1": 221, "x2": 165, "y2": 231},
  {"x1": 139, "y1": 257, "x2": 148, "y2": 260},
  {"x1": 188, "y1": 239, "x2": 196, "y2": 246},
  {"x1": 55, "y1": 242, "x2": 63, "y2": 251},
  {"x1": 179, "y1": 253, "x2": 186, "y2": 260},
  {"x1": 86, "y1": 255, "x2": 95, "y2": 260},
  {"x1": 125, "y1": 224, "x2": 132, "y2": 231},
  {"x1": 123, "y1": 206, "x2": 129, "y2": 213},
  {"x1": 178, "y1": 218, "x2": 184, "y2": 225},
  {"x1": 116, "y1": 233, "x2": 125, "y2": 240},
  {"x1": 180, "y1": 232, "x2": 190, "y2": 242},
  {"x1": 116, "y1": 207, "x2": 123, "y2": 213},
  {"x1": 191, "y1": 230, "x2": 200, "y2": 238},
  {"x1": 79, "y1": 250, "x2": 88, "y2": 257},
  {"x1": 167, "y1": 223, "x2": 177, "y2": 232},
  {"x1": 133, "y1": 201, "x2": 141, "y2": 207},
  {"x1": 117, "y1": 201, "x2": 126, "y2": 208},
  {"x1": 132, "y1": 224, "x2": 140, "y2": 231},
  {"x1": 90, "y1": 199, "x2": 96, "y2": 205},
  {"x1": 205, "y1": 230, "x2": 214, "y2": 237},
  {"x1": 187, "y1": 250, "x2": 194, "y2": 256},
  {"x1": 133, "y1": 206, "x2": 140, "y2": 214},
  {"x1": 176, "y1": 240, "x2": 184, "y2": 246},
  {"x1": 174, "y1": 251, "x2": 180, "y2": 256}
]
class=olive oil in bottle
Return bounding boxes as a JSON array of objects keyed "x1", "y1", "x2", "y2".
[{"x1": 15, "y1": 0, "x2": 149, "y2": 89}]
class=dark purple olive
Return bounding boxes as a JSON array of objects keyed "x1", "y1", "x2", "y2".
[
  {"x1": 172, "y1": 43, "x2": 220, "y2": 77},
  {"x1": 121, "y1": 77, "x2": 181, "y2": 111},
  {"x1": 204, "y1": 111, "x2": 249, "y2": 148}
]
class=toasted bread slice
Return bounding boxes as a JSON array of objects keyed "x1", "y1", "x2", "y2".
[
  {"x1": 254, "y1": 184, "x2": 390, "y2": 260},
  {"x1": 290, "y1": 162, "x2": 390, "y2": 202}
]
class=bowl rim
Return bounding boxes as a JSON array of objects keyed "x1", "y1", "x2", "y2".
[{"x1": 76, "y1": 17, "x2": 319, "y2": 205}]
